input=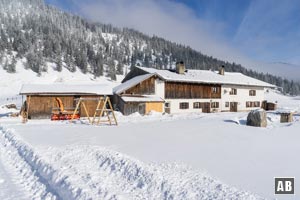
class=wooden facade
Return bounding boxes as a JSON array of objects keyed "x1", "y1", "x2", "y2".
[
  {"x1": 120, "y1": 102, "x2": 163, "y2": 116},
  {"x1": 280, "y1": 112, "x2": 293, "y2": 123},
  {"x1": 122, "y1": 76, "x2": 156, "y2": 95},
  {"x1": 117, "y1": 95, "x2": 163, "y2": 116},
  {"x1": 165, "y1": 82, "x2": 221, "y2": 99},
  {"x1": 26, "y1": 95, "x2": 106, "y2": 119},
  {"x1": 262, "y1": 101, "x2": 277, "y2": 111},
  {"x1": 145, "y1": 102, "x2": 163, "y2": 114},
  {"x1": 27, "y1": 95, "x2": 73, "y2": 119},
  {"x1": 78, "y1": 95, "x2": 105, "y2": 117}
]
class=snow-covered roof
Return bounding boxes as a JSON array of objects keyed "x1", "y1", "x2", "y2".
[
  {"x1": 19, "y1": 84, "x2": 113, "y2": 95},
  {"x1": 137, "y1": 67, "x2": 276, "y2": 88},
  {"x1": 121, "y1": 95, "x2": 164, "y2": 102},
  {"x1": 113, "y1": 74, "x2": 154, "y2": 94}
]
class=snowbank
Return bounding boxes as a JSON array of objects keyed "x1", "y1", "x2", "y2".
[{"x1": 0, "y1": 125, "x2": 261, "y2": 200}]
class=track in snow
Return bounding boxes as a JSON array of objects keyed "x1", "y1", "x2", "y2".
[
  {"x1": 0, "y1": 127, "x2": 58, "y2": 200},
  {"x1": 0, "y1": 156, "x2": 28, "y2": 200},
  {"x1": 0, "y1": 125, "x2": 262, "y2": 200}
]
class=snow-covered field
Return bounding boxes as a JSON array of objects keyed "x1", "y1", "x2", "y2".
[
  {"x1": 0, "y1": 90, "x2": 300, "y2": 199},
  {"x1": 1, "y1": 65, "x2": 300, "y2": 199}
]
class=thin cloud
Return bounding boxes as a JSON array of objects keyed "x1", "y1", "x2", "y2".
[
  {"x1": 61, "y1": 0, "x2": 300, "y2": 80},
  {"x1": 234, "y1": 0, "x2": 300, "y2": 65},
  {"x1": 70, "y1": 0, "x2": 249, "y2": 64}
]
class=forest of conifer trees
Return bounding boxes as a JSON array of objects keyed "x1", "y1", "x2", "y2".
[{"x1": 0, "y1": 0, "x2": 300, "y2": 95}]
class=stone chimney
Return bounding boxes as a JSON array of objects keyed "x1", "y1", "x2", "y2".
[
  {"x1": 176, "y1": 61, "x2": 185, "y2": 74},
  {"x1": 219, "y1": 65, "x2": 225, "y2": 75}
]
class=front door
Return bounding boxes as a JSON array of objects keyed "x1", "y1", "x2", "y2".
[
  {"x1": 165, "y1": 102, "x2": 171, "y2": 114},
  {"x1": 230, "y1": 102, "x2": 238, "y2": 112},
  {"x1": 138, "y1": 103, "x2": 146, "y2": 115},
  {"x1": 201, "y1": 102, "x2": 211, "y2": 113}
]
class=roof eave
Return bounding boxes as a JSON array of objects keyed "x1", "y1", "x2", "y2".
[
  {"x1": 19, "y1": 92, "x2": 112, "y2": 96},
  {"x1": 114, "y1": 73, "x2": 155, "y2": 94},
  {"x1": 164, "y1": 79, "x2": 275, "y2": 88}
]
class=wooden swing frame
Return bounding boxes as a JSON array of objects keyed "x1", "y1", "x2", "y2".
[
  {"x1": 71, "y1": 96, "x2": 118, "y2": 126},
  {"x1": 21, "y1": 95, "x2": 31, "y2": 123}
]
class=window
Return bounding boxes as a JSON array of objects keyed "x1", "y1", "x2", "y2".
[
  {"x1": 246, "y1": 101, "x2": 251, "y2": 108},
  {"x1": 249, "y1": 90, "x2": 256, "y2": 96},
  {"x1": 246, "y1": 101, "x2": 261, "y2": 108},
  {"x1": 211, "y1": 102, "x2": 219, "y2": 108},
  {"x1": 229, "y1": 88, "x2": 237, "y2": 95},
  {"x1": 193, "y1": 102, "x2": 201, "y2": 109},
  {"x1": 254, "y1": 101, "x2": 260, "y2": 107},
  {"x1": 179, "y1": 102, "x2": 189, "y2": 109},
  {"x1": 212, "y1": 87, "x2": 218, "y2": 93},
  {"x1": 225, "y1": 102, "x2": 229, "y2": 107}
]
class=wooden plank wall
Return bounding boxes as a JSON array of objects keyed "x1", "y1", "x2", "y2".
[
  {"x1": 120, "y1": 101, "x2": 163, "y2": 115},
  {"x1": 123, "y1": 76, "x2": 155, "y2": 95},
  {"x1": 27, "y1": 95, "x2": 106, "y2": 119},
  {"x1": 78, "y1": 95, "x2": 103, "y2": 117},
  {"x1": 123, "y1": 102, "x2": 145, "y2": 115},
  {"x1": 145, "y1": 102, "x2": 163, "y2": 114},
  {"x1": 165, "y1": 82, "x2": 221, "y2": 99},
  {"x1": 28, "y1": 96, "x2": 74, "y2": 119}
]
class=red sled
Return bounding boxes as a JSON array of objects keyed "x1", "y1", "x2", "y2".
[{"x1": 51, "y1": 113, "x2": 80, "y2": 121}]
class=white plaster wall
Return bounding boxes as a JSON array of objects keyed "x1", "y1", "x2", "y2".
[
  {"x1": 153, "y1": 78, "x2": 265, "y2": 113},
  {"x1": 155, "y1": 79, "x2": 165, "y2": 99},
  {"x1": 164, "y1": 99, "x2": 222, "y2": 114},
  {"x1": 221, "y1": 85, "x2": 265, "y2": 111}
]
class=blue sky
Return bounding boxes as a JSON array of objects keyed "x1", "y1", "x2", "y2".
[{"x1": 45, "y1": 0, "x2": 300, "y2": 67}]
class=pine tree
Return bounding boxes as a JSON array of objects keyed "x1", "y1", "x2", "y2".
[
  {"x1": 3, "y1": 58, "x2": 8, "y2": 70},
  {"x1": 116, "y1": 62, "x2": 123, "y2": 75},
  {"x1": 56, "y1": 55, "x2": 63, "y2": 72},
  {"x1": 7, "y1": 56, "x2": 16, "y2": 73},
  {"x1": 107, "y1": 59, "x2": 116, "y2": 81},
  {"x1": 94, "y1": 53, "x2": 103, "y2": 77}
]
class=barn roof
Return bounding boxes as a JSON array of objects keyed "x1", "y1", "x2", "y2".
[
  {"x1": 19, "y1": 84, "x2": 113, "y2": 95},
  {"x1": 121, "y1": 95, "x2": 164, "y2": 102},
  {"x1": 113, "y1": 74, "x2": 154, "y2": 94},
  {"x1": 136, "y1": 66, "x2": 276, "y2": 88}
]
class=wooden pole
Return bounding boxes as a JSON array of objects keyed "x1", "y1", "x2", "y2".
[
  {"x1": 92, "y1": 97, "x2": 103, "y2": 124},
  {"x1": 26, "y1": 95, "x2": 31, "y2": 122},
  {"x1": 71, "y1": 98, "x2": 81, "y2": 120},
  {"x1": 96, "y1": 97, "x2": 108, "y2": 125},
  {"x1": 81, "y1": 101, "x2": 91, "y2": 123},
  {"x1": 107, "y1": 97, "x2": 118, "y2": 125},
  {"x1": 106, "y1": 109, "x2": 112, "y2": 125}
]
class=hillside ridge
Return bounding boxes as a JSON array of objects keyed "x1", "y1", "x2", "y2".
[{"x1": 0, "y1": 0, "x2": 299, "y2": 95}]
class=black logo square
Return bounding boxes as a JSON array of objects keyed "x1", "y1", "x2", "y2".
[{"x1": 275, "y1": 177, "x2": 295, "y2": 194}]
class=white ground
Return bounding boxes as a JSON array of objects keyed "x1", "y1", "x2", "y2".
[
  {"x1": 0, "y1": 90, "x2": 299, "y2": 199},
  {"x1": 1, "y1": 65, "x2": 300, "y2": 199}
]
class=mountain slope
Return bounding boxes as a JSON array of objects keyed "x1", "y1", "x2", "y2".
[{"x1": 0, "y1": 0, "x2": 300, "y2": 95}]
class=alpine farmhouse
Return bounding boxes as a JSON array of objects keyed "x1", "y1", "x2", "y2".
[{"x1": 113, "y1": 62, "x2": 276, "y2": 115}]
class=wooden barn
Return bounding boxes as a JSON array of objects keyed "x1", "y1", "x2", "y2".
[{"x1": 19, "y1": 84, "x2": 113, "y2": 119}]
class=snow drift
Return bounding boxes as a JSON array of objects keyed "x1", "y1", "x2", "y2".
[{"x1": 0, "y1": 125, "x2": 261, "y2": 200}]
